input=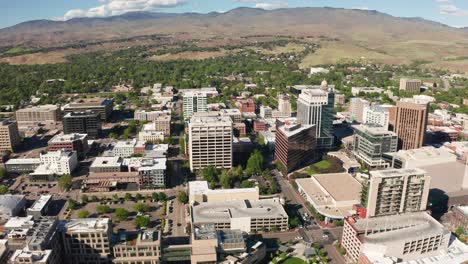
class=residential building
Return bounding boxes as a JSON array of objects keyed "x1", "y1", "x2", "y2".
[
  {"x1": 188, "y1": 115, "x2": 233, "y2": 171},
  {"x1": 349, "y1": 98, "x2": 370, "y2": 123},
  {"x1": 275, "y1": 122, "x2": 316, "y2": 173},
  {"x1": 0, "y1": 119, "x2": 21, "y2": 152},
  {"x1": 395, "y1": 99, "x2": 428, "y2": 150},
  {"x1": 183, "y1": 91, "x2": 207, "y2": 120},
  {"x1": 63, "y1": 98, "x2": 113, "y2": 121},
  {"x1": 352, "y1": 124, "x2": 398, "y2": 168},
  {"x1": 296, "y1": 80, "x2": 335, "y2": 148},
  {"x1": 259, "y1": 106, "x2": 272, "y2": 118},
  {"x1": 27, "y1": 195, "x2": 52, "y2": 220},
  {"x1": 63, "y1": 111, "x2": 101, "y2": 139},
  {"x1": 342, "y1": 212, "x2": 452, "y2": 263},
  {"x1": 192, "y1": 198, "x2": 288, "y2": 233},
  {"x1": 181, "y1": 87, "x2": 218, "y2": 98},
  {"x1": 124, "y1": 157, "x2": 167, "y2": 188},
  {"x1": 90, "y1": 156, "x2": 122, "y2": 173},
  {"x1": 363, "y1": 105, "x2": 390, "y2": 130},
  {"x1": 277, "y1": 93, "x2": 292, "y2": 117},
  {"x1": 365, "y1": 168, "x2": 430, "y2": 218},
  {"x1": 30, "y1": 150, "x2": 78, "y2": 181},
  {"x1": 15, "y1": 105, "x2": 61, "y2": 126},
  {"x1": 188, "y1": 181, "x2": 259, "y2": 205},
  {"x1": 113, "y1": 230, "x2": 161, "y2": 264},
  {"x1": 296, "y1": 173, "x2": 361, "y2": 220},
  {"x1": 5, "y1": 158, "x2": 41, "y2": 174},
  {"x1": 0, "y1": 195, "x2": 26, "y2": 221},
  {"x1": 47, "y1": 133, "x2": 89, "y2": 159},
  {"x1": 60, "y1": 218, "x2": 112, "y2": 264},
  {"x1": 220, "y1": 109, "x2": 243, "y2": 123},
  {"x1": 400, "y1": 78, "x2": 422, "y2": 93},
  {"x1": 236, "y1": 99, "x2": 256, "y2": 113},
  {"x1": 134, "y1": 110, "x2": 170, "y2": 122}
]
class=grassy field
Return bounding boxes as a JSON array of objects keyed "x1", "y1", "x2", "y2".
[
  {"x1": 314, "y1": 160, "x2": 331, "y2": 169},
  {"x1": 282, "y1": 257, "x2": 306, "y2": 264}
]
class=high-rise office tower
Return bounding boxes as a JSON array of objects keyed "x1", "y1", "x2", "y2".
[
  {"x1": 0, "y1": 119, "x2": 21, "y2": 152},
  {"x1": 349, "y1": 98, "x2": 370, "y2": 123},
  {"x1": 277, "y1": 93, "x2": 292, "y2": 117},
  {"x1": 296, "y1": 80, "x2": 334, "y2": 149},
  {"x1": 188, "y1": 116, "x2": 232, "y2": 171},
  {"x1": 364, "y1": 168, "x2": 431, "y2": 218},
  {"x1": 399, "y1": 78, "x2": 422, "y2": 94},
  {"x1": 394, "y1": 98, "x2": 428, "y2": 150},
  {"x1": 275, "y1": 123, "x2": 316, "y2": 173},
  {"x1": 63, "y1": 111, "x2": 102, "y2": 139},
  {"x1": 183, "y1": 91, "x2": 208, "y2": 120}
]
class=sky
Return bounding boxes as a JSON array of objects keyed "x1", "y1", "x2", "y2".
[{"x1": 1, "y1": 0, "x2": 468, "y2": 29}]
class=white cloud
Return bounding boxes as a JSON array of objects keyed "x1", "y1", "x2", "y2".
[
  {"x1": 255, "y1": 2, "x2": 288, "y2": 10},
  {"x1": 434, "y1": 0, "x2": 451, "y2": 3},
  {"x1": 352, "y1": 6, "x2": 369, "y2": 10},
  {"x1": 61, "y1": 0, "x2": 186, "y2": 20},
  {"x1": 439, "y1": 3, "x2": 468, "y2": 16}
]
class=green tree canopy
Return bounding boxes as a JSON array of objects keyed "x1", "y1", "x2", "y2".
[{"x1": 245, "y1": 150, "x2": 264, "y2": 175}]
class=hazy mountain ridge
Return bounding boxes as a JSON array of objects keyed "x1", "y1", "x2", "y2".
[{"x1": 1, "y1": 7, "x2": 467, "y2": 48}]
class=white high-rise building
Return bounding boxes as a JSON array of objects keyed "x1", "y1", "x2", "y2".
[
  {"x1": 183, "y1": 92, "x2": 208, "y2": 120},
  {"x1": 38, "y1": 150, "x2": 78, "y2": 175},
  {"x1": 363, "y1": 105, "x2": 390, "y2": 130},
  {"x1": 296, "y1": 80, "x2": 334, "y2": 148},
  {"x1": 349, "y1": 98, "x2": 370, "y2": 123},
  {"x1": 188, "y1": 116, "x2": 233, "y2": 171},
  {"x1": 277, "y1": 93, "x2": 292, "y2": 117}
]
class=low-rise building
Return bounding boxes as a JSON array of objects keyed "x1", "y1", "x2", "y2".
[
  {"x1": 259, "y1": 106, "x2": 272, "y2": 119},
  {"x1": 448, "y1": 205, "x2": 468, "y2": 233},
  {"x1": 220, "y1": 109, "x2": 243, "y2": 123},
  {"x1": 30, "y1": 150, "x2": 78, "y2": 182},
  {"x1": 363, "y1": 105, "x2": 390, "y2": 130},
  {"x1": 400, "y1": 78, "x2": 422, "y2": 93},
  {"x1": 5, "y1": 158, "x2": 41, "y2": 174},
  {"x1": 15, "y1": 105, "x2": 62, "y2": 127},
  {"x1": 83, "y1": 172, "x2": 140, "y2": 192},
  {"x1": 253, "y1": 120, "x2": 266, "y2": 132},
  {"x1": 296, "y1": 173, "x2": 362, "y2": 220},
  {"x1": 236, "y1": 99, "x2": 256, "y2": 113},
  {"x1": 47, "y1": 133, "x2": 89, "y2": 159},
  {"x1": 90, "y1": 156, "x2": 122, "y2": 173},
  {"x1": 27, "y1": 195, "x2": 52, "y2": 220},
  {"x1": 192, "y1": 198, "x2": 288, "y2": 233},
  {"x1": 188, "y1": 181, "x2": 259, "y2": 205},
  {"x1": 112, "y1": 139, "x2": 137, "y2": 158},
  {"x1": 0, "y1": 195, "x2": 26, "y2": 221}
]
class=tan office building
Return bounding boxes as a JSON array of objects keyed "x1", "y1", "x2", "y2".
[
  {"x1": 188, "y1": 115, "x2": 232, "y2": 171},
  {"x1": 366, "y1": 168, "x2": 430, "y2": 218},
  {"x1": 349, "y1": 98, "x2": 370, "y2": 123},
  {"x1": 399, "y1": 78, "x2": 422, "y2": 93},
  {"x1": 394, "y1": 99, "x2": 428, "y2": 150},
  {"x1": 15, "y1": 105, "x2": 62, "y2": 126},
  {"x1": 0, "y1": 119, "x2": 21, "y2": 152},
  {"x1": 113, "y1": 230, "x2": 161, "y2": 264},
  {"x1": 61, "y1": 218, "x2": 112, "y2": 264}
]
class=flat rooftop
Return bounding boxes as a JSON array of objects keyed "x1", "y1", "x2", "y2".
[
  {"x1": 278, "y1": 123, "x2": 315, "y2": 137},
  {"x1": 385, "y1": 146, "x2": 457, "y2": 165},
  {"x1": 90, "y1": 156, "x2": 122, "y2": 167},
  {"x1": 369, "y1": 168, "x2": 427, "y2": 179},
  {"x1": 351, "y1": 212, "x2": 449, "y2": 245},
  {"x1": 189, "y1": 115, "x2": 232, "y2": 126},
  {"x1": 49, "y1": 133, "x2": 87, "y2": 143},
  {"x1": 192, "y1": 199, "x2": 287, "y2": 223},
  {"x1": 5, "y1": 158, "x2": 41, "y2": 165},
  {"x1": 353, "y1": 124, "x2": 397, "y2": 136},
  {"x1": 29, "y1": 195, "x2": 52, "y2": 212},
  {"x1": 16, "y1": 104, "x2": 59, "y2": 112},
  {"x1": 296, "y1": 173, "x2": 361, "y2": 218},
  {"x1": 63, "y1": 218, "x2": 110, "y2": 233}
]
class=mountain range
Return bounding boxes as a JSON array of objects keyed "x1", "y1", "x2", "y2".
[{"x1": 1, "y1": 7, "x2": 467, "y2": 47}]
